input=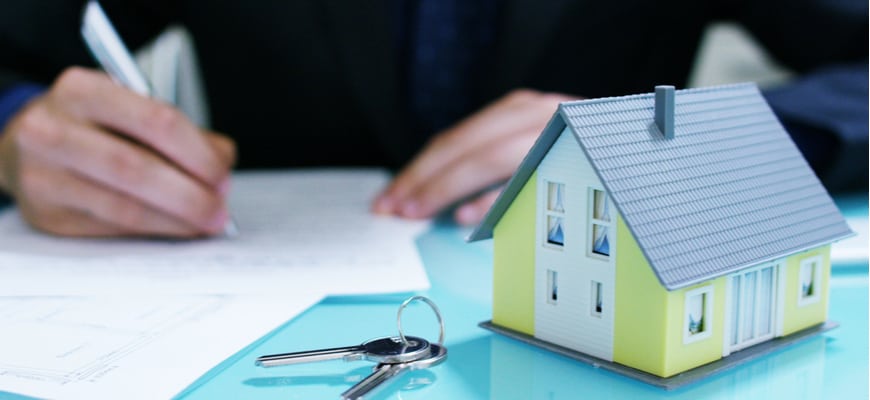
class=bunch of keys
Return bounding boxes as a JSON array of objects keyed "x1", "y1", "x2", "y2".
[{"x1": 256, "y1": 295, "x2": 448, "y2": 399}]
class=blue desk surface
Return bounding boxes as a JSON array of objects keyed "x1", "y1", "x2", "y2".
[{"x1": 177, "y1": 196, "x2": 869, "y2": 400}]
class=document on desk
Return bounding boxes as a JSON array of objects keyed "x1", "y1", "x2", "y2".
[
  {"x1": 0, "y1": 292, "x2": 324, "y2": 399},
  {"x1": 832, "y1": 214, "x2": 869, "y2": 264},
  {"x1": 0, "y1": 169, "x2": 430, "y2": 296}
]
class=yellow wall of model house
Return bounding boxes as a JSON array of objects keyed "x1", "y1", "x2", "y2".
[
  {"x1": 613, "y1": 217, "x2": 669, "y2": 375},
  {"x1": 613, "y1": 217, "x2": 726, "y2": 377},
  {"x1": 492, "y1": 172, "x2": 537, "y2": 335},
  {"x1": 492, "y1": 173, "x2": 833, "y2": 376},
  {"x1": 781, "y1": 245, "x2": 831, "y2": 336},
  {"x1": 661, "y1": 277, "x2": 727, "y2": 376}
]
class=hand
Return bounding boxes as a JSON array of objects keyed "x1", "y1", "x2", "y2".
[
  {"x1": 373, "y1": 89, "x2": 577, "y2": 225},
  {"x1": 0, "y1": 67, "x2": 235, "y2": 237}
]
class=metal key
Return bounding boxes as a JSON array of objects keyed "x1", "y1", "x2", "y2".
[
  {"x1": 341, "y1": 343, "x2": 448, "y2": 400},
  {"x1": 255, "y1": 336, "x2": 430, "y2": 368}
]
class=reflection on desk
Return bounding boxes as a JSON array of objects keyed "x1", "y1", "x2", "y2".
[{"x1": 177, "y1": 195, "x2": 867, "y2": 400}]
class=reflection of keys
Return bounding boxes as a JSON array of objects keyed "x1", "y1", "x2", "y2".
[
  {"x1": 241, "y1": 367, "x2": 437, "y2": 390},
  {"x1": 242, "y1": 366, "x2": 371, "y2": 388},
  {"x1": 255, "y1": 336, "x2": 431, "y2": 367},
  {"x1": 341, "y1": 343, "x2": 448, "y2": 400}
]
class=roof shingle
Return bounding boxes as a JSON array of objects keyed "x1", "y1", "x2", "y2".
[{"x1": 469, "y1": 83, "x2": 852, "y2": 290}]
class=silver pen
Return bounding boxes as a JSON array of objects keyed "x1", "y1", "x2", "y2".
[{"x1": 81, "y1": 0, "x2": 238, "y2": 237}]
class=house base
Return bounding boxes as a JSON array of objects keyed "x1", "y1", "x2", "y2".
[{"x1": 479, "y1": 320, "x2": 838, "y2": 390}]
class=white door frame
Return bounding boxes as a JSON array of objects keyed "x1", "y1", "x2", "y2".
[{"x1": 722, "y1": 261, "x2": 782, "y2": 357}]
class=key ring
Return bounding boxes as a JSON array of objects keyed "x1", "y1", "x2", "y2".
[{"x1": 397, "y1": 295, "x2": 445, "y2": 347}]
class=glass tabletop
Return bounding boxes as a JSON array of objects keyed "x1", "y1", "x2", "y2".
[{"x1": 178, "y1": 197, "x2": 869, "y2": 400}]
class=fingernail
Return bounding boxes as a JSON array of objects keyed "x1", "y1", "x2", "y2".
[
  {"x1": 218, "y1": 177, "x2": 232, "y2": 196},
  {"x1": 208, "y1": 209, "x2": 229, "y2": 232},
  {"x1": 372, "y1": 195, "x2": 395, "y2": 214},
  {"x1": 456, "y1": 204, "x2": 480, "y2": 225},
  {"x1": 401, "y1": 200, "x2": 422, "y2": 218}
]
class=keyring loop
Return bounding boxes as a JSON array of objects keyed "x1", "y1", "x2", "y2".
[{"x1": 397, "y1": 295, "x2": 445, "y2": 347}]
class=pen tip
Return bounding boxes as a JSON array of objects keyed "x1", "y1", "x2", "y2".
[{"x1": 223, "y1": 218, "x2": 240, "y2": 237}]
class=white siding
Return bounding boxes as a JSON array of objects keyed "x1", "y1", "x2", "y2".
[{"x1": 534, "y1": 127, "x2": 617, "y2": 361}]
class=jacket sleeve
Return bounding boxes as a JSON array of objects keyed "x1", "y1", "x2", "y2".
[
  {"x1": 764, "y1": 63, "x2": 868, "y2": 192},
  {"x1": 729, "y1": 0, "x2": 868, "y2": 192}
]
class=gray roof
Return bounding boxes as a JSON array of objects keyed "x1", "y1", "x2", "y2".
[{"x1": 468, "y1": 83, "x2": 853, "y2": 290}]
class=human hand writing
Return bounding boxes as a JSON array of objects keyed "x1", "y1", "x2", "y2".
[
  {"x1": 373, "y1": 89, "x2": 577, "y2": 225},
  {"x1": 0, "y1": 67, "x2": 235, "y2": 237}
]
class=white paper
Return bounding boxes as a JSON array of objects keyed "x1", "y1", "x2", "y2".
[
  {"x1": 0, "y1": 169, "x2": 431, "y2": 399},
  {"x1": 0, "y1": 292, "x2": 324, "y2": 399},
  {"x1": 0, "y1": 169, "x2": 430, "y2": 296},
  {"x1": 832, "y1": 215, "x2": 869, "y2": 264}
]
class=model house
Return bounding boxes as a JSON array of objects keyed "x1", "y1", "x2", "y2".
[{"x1": 468, "y1": 83, "x2": 852, "y2": 382}]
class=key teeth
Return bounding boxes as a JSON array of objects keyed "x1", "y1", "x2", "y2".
[{"x1": 254, "y1": 358, "x2": 282, "y2": 368}]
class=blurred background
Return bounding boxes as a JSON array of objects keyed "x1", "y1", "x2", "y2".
[{"x1": 137, "y1": 22, "x2": 796, "y2": 130}]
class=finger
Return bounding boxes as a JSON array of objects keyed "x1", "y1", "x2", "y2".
[
  {"x1": 377, "y1": 90, "x2": 569, "y2": 211},
  {"x1": 454, "y1": 187, "x2": 504, "y2": 226},
  {"x1": 20, "y1": 203, "x2": 126, "y2": 238},
  {"x1": 204, "y1": 132, "x2": 237, "y2": 196},
  {"x1": 205, "y1": 132, "x2": 237, "y2": 168},
  {"x1": 397, "y1": 131, "x2": 538, "y2": 219},
  {"x1": 40, "y1": 168, "x2": 203, "y2": 237},
  {"x1": 16, "y1": 109, "x2": 228, "y2": 234},
  {"x1": 49, "y1": 67, "x2": 228, "y2": 187}
]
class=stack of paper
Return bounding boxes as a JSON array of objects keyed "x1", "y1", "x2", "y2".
[{"x1": 0, "y1": 169, "x2": 430, "y2": 399}]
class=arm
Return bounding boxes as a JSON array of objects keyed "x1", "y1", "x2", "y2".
[
  {"x1": 377, "y1": 0, "x2": 868, "y2": 225},
  {"x1": 765, "y1": 63, "x2": 868, "y2": 192},
  {"x1": 730, "y1": 0, "x2": 868, "y2": 191},
  {"x1": 0, "y1": 85, "x2": 44, "y2": 207}
]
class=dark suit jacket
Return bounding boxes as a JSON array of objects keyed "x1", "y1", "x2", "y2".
[{"x1": 0, "y1": 0, "x2": 866, "y2": 189}]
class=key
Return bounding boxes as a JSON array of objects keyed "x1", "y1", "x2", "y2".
[
  {"x1": 255, "y1": 336, "x2": 430, "y2": 368},
  {"x1": 341, "y1": 343, "x2": 448, "y2": 400}
]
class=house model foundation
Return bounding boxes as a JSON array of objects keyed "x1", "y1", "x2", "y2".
[{"x1": 468, "y1": 83, "x2": 853, "y2": 388}]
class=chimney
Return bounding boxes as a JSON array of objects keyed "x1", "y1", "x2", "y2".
[{"x1": 655, "y1": 85, "x2": 675, "y2": 139}]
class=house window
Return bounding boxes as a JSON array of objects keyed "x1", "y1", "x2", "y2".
[
  {"x1": 684, "y1": 286, "x2": 713, "y2": 344},
  {"x1": 547, "y1": 270, "x2": 558, "y2": 304},
  {"x1": 798, "y1": 256, "x2": 822, "y2": 306},
  {"x1": 591, "y1": 281, "x2": 603, "y2": 317},
  {"x1": 545, "y1": 182, "x2": 566, "y2": 247},
  {"x1": 588, "y1": 188, "x2": 611, "y2": 258}
]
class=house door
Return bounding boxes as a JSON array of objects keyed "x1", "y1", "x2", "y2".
[{"x1": 725, "y1": 264, "x2": 778, "y2": 354}]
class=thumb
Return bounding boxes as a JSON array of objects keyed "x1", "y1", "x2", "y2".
[
  {"x1": 454, "y1": 186, "x2": 504, "y2": 226},
  {"x1": 204, "y1": 132, "x2": 237, "y2": 169}
]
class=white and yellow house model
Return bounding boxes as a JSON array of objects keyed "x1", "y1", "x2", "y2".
[{"x1": 468, "y1": 83, "x2": 852, "y2": 385}]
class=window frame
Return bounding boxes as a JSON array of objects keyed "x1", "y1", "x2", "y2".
[
  {"x1": 546, "y1": 269, "x2": 559, "y2": 305},
  {"x1": 543, "y1": 181, "x2": 566, "y2": 250},
  {"x1": 683, "y1": 285, "x2": 714, "y2": 344},
  {"x1": 797, "y1": 255, "x2": 823, "y2": 307},
  {"x1": 591, "y1": 280, "x2": 603, "y2": 318},
  {"x1": 587, "y1": 187, "x2": 612, "y2": 260}
]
